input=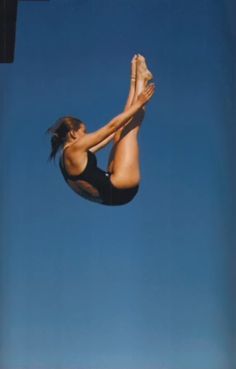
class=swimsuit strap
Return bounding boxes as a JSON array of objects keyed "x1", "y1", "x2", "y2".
[{"x1": 59, "y1": 150, "x2": 96, "y2": 181}]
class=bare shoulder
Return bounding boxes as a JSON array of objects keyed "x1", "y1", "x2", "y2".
[{"x1": 63, "y1": 145, "x2": 88, "y2": 176}]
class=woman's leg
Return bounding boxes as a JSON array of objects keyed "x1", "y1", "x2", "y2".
[
  {"x1": 107, "y1": 54, "x2": 152, "y2": 173},
  {"x1": 107, "y1": 55, "x2": 138, "y2": 172},
  {"x1": 108, "y1": 55, "x2": 153, "y2": 189}
]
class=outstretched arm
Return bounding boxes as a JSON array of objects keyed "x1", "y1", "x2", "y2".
[
  {"x1": 89, "y1": 132, "x2": 116, "y2": 153},
  {"x1": 90, "y1": 57, "x2": 137, "y2": 153},
  {"x1": 74, "y1": 83, "x2": 155, "y2": 152}
]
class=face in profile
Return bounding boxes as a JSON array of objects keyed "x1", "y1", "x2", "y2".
[
  {"x1": 80, "y1": 123, "x2": 87, "y2": 134},
  {"x1": 71, "y1": 123, "x2": 87, "y2": 140}
]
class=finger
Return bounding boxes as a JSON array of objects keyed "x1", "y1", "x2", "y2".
[
  {"x1": 145, "y1": 85, "x2": 152, "y2": 93},
  {"x1": 147, "y1": 86, "x2": 155, "y2": 94},
  {"x1": 145, "y1": 85, "x2": 154, "y2": 94},
  {"x1": 146, "y1": 83, "x2": 155, "y2": 90},
  {"x1": 145, "y1": 91, "x2": 152, "y2": 99},
  {"x1": 149, "y1": 87, "x2": 155, "y2": 95},
  {"x1": 147, "y1": 87, "x2": 155, "y2": 97},
  {"x1": 147, "y1": 82, "x2": 154, "y2": 87},
  {"x1": 149, "y1": 86, "x2": 155, "y2": 94}
]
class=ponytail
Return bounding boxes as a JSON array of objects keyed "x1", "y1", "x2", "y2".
[{"x1": 49, "y1": 133, "x2": 64, "y2": 161}]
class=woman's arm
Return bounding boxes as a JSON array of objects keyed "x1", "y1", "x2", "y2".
[
  {"x1": 75, "y1": 83, "x2": 155, "y2": 151},
  {"x1": 89, "y1": 132, "x2": 116, "y2": 153},
  {"x1": 90, "y1": 77, "x2": 136, "y2": 153},
  {"x1": 77, "y1": 101, "x2": 141, "y2": 151}
]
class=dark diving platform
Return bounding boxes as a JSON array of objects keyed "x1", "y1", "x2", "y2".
[{"x1": 0, "y1": 0, "x2": 49, "y2": 63}]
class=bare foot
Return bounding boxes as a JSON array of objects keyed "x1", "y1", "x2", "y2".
[{"x1": 137, "y1": 54, "x2": 153, "y2": 82}]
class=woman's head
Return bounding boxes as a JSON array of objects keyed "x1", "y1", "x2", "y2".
[{"x1": 46, "y1": 116, "x2": 85, "y2": 161}]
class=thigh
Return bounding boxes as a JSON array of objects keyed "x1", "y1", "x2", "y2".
[
  {"x1": 106, "y1": 110, "x2": 145, "y2": 174},
  {"x1": 106, "y1": 120, "x2": 135, "y2": 173},
  {"x1": 109, "y1": 119, "x2": 142, "y2": 188},
  {"x1": 107, "y1": 142, "x2": 117, "y2": 173}
]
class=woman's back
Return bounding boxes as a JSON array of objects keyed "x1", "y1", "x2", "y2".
[{"x1": 59, "y1": 149, "x2": 109, "y2": 203}]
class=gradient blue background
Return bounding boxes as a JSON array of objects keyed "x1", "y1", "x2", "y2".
[{"x1": 0, "y1": 0, "x2": 235, "y2": 368}]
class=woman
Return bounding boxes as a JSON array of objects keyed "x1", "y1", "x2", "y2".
[{"x1": 47, "y1": 54, "x2": 155, "y2": 206}]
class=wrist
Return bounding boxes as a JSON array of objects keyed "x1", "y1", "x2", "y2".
[{"x1": 134, "y1": 99, "x2": 142, "y2": 109}]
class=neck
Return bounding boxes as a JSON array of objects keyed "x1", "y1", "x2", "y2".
[{"x1": 63, "y1": 137, "x2": 78, "y2": 151}]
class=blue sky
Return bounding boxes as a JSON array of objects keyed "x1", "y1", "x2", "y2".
[{"x1": 0, "y1": 0, "x2": 235, "y2": 368}]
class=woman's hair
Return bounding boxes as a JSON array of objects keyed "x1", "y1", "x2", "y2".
[{"x1": 46, "y1": 116, "x2": 83, "y2": 161}]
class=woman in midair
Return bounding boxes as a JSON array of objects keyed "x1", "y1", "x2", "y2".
[{"x1": 47, "y1": 54, "x2": 155, "y2": 206}]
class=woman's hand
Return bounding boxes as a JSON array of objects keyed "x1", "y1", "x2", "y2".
[
  {"x1": 72, "y1": 84, "x2": 155, "y2": 152},
  {"x1": 137, "y1": 83, "x2": 155, "y2": 106}
]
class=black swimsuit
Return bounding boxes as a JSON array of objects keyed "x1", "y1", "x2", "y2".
[{"x1": 59, "y1": 150, "x2": 139, "y2": 206}]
